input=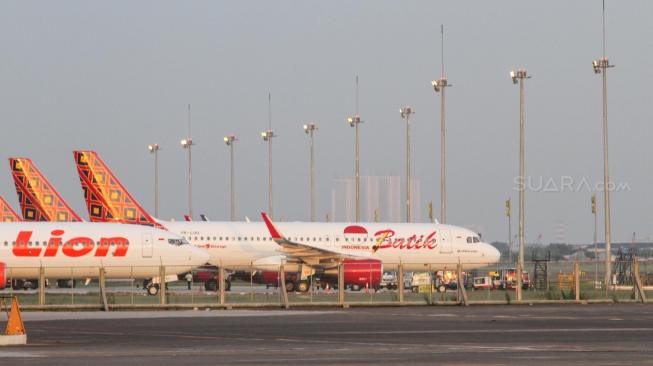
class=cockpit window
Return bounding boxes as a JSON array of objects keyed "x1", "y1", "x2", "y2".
[
  {"x1": 473, "y1": 237, "x2": 480, "y2": 243},
  {"x1": 168, "y1": 238, "x2": 189, "y2": 246},
  {"x1": 466, "y1": 237, "x2": 473, "y2": 243}
]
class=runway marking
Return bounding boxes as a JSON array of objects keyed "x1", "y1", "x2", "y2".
[{"x1": 324, "y1": 327, "x2": 653, "y2": 335}]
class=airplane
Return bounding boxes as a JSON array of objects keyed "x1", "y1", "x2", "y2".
[
  {"x1": 0, "y1": 221, "x2": 210, "y2": 294},
  {"x1": 72, "y1": 150, "x2": 500, "y2": 293},
  {"x1": 6, "y1": 158, "x2": 210, "y2": 293},
  {"x1": 0, "y1": 196, "x2": 21, "y2": 222},
  {"x1": 9, "y1": 157, "x2": 82, "y2": 222}
]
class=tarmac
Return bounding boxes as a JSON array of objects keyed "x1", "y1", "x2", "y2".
[{"x1": 2, "y1": 304, "x2": 653, "y2": 365}]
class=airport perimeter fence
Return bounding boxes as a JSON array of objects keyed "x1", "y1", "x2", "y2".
[{"x1": 1, "y1": 259, "x2": 652, "y2": 310}]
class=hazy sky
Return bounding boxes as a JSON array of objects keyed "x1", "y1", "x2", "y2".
[{"x1": 1, "y1": 1, "x2": 652, "y2": 244}]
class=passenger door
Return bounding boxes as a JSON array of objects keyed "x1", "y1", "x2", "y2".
[
  {"x1": 439, "y1": 229, "x2": 452, "y2": 254},
  {"x1": 142, "y1": 232, "x2": 153, "y2": 258}
]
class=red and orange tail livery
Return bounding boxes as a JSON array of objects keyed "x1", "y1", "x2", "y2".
[
  {"x1": 73, "y1": 151, "x2": 163, "y2": 229},
  {"x1": 9, "y1": 158, "x2": 82, "y2": 222},
  {"x1": 0, "y1": 195, "x2": 21, "y2": 222}
]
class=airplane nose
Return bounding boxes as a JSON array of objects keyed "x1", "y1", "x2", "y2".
[{"x1": 484, "y1": 243, "x2": 501, "y2": 264}]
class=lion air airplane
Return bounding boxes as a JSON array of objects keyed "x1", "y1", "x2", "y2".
[
  {"x1": 0, "y1": 221, "x2": 210, "y2": 292},
  {"x1": 2, "y1": 158, "x2": 210, "y2": 293},
  {"x1": 72, "y1": 150, "x2": 500, "y2": 292}
]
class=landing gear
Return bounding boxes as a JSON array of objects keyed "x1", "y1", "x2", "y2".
[
  {"x1": 57, "y1": 279, "x2": 77, "y2": 288},
  {"x1": 284, "y1": 281, "x2": 295, "y2": 292},
  {"x1": 204, "y1": 279, "x2": 231, "y2": 292},
  {"x1": 147, "y1": 283, "x2": 160, "y2": 296},
  {"x1": 297, "y1": 280, "x2": 309, "y2": 293}
]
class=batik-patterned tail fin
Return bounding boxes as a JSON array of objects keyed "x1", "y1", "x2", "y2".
[
  {"x1": 9, "y1": 158, "x2": 82, "y2": 222},
  {"x1": 73, "y1": 150, "x2": 164, "y2": 229},
  {"x1": 0, "y1": 195, "x2": 20, "y2": 222}
]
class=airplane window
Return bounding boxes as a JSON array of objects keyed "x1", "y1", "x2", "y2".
[
  {"x1": 336, "y1": 238, "x2": 339, "y2": 242},
  {"x1": 256, "y1": 237, "x2": 260, "y2": 241},
  {"x1": 238, "y1": 237, "x2": 241, "y2": 241},
  {"x1": 250, "y1": 237, "x2": 254, "y2": 241},
  {"x1": 466, "y1": 237, "x2": 473, "y2": 243},
  {"x1": 194, "y1": 236, "x2": 198, "y2": 241}
]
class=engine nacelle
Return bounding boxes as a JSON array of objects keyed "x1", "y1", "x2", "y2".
[
  {"x1": 322, "y1": 259, "x2": 382, "y2": 288},
  {"x1": 0, "y1": 262, "x2": 6, "y2": 290}
]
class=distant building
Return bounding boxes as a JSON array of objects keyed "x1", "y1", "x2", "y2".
[{"x1": 331, "y1": 176, "x2": 421, "y2": 223}]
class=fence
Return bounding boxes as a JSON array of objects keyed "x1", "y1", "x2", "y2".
[{"x1": 1, "y1": 259, "x2": 651, "y2": 310}]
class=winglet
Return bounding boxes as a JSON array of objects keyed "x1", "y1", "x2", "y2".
[
  {"x1": 260, "y1": 212, "x2": 283, "y2": 240},
  {"x1": 184, "y1": 215, "x2": 192, "y2": 222}
]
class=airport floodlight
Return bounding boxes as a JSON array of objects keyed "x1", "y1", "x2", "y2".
[
  {"x1": 347, "y1": 115, "x2": 361, "y2": 127},
  {"x1": 148, "y1": 143, "x2": 160, "y2": 153},
  {"x1": 592, "y1": 57, "x2": 613, "y2": 74},
  {"x1": 303, "y1": 123, "x2": 316, "y2": 134},
  {"x1": 431, "y1": 78, "x2": 450, "y2": 93},
  {"x1": 261, "y1": 130, "x2": 274, "y2": 141},
  {"x1": 223, "y1": 134, "x2": 236, "y2": 146},
  {"x1": 399, "y1": 106, "x2": 412, "y2": 119},
  {"x1": 180, "y1": 138, "x2": 193, "y2": 148},
  {"x1": 510, "y1": 69, "x2": 530, "y2": 84}
]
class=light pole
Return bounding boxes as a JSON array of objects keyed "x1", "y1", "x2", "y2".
[
  {"x1": 148, "y1": 144, "x2": 160, "y2": 217},
  {"x1": 506, "y1": 198, "x2": 512, "y2": 264},
  {"x1": 303, "y1": 123, "x2": 317, "y2": 222},
  {"x1": 224, "y1": 135, "x2": 237, "y2": 221},
  {"x1": 399, "y1": 106, "x2": 413, "y2": 223},
  {"x1": 347, "y1": 115, "x2": 362, "y2": 222},
  {"x1": 432, "y1": 78, "x2": 451, "y2": 224},
  {"x1": 431, "y1": 24, "x2": 452, "y2": 224},
  {"x1": 261, "y1": 129, "x2": 275, "y2": 219},
  {"x1": 180, "y1": 104, "x2": 194, "y2": 219},
  {"x1": 511, "y1": 69, "x2": 530, "y2": 300},
  {"x1": 180, "y1": 137, "x2": 194, "y2": 219},
  {"x1": 593, "y1": 29, "x2": 614, "y2": 291},
  {"x1": 592, "y1": 194, "x2": 598, "y2": 287}
]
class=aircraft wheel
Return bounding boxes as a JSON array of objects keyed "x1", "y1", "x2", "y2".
[
  {"x1": 351, "y1": 284, "x2": 361, "y2": 291},
  {"x1": 147, "y1": 284, "x2": 160, "y2": 296},
  {"x1": 205, "y1": 279, "x2": 218, "y2": 292},
  {"x1": 297, "y1": 281, "x2": 309, "y2": 293},
  {"x1": 225, "y1": 280, "x2": 231, "y2": 292},
  {"x1": 437, "y1": 284, "x2": 446, "y2": 293},
  {"x1": 285, "y1": 281, "x2": 295, "y2": 292}
]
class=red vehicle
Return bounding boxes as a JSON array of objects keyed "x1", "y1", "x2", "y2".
[{"x1": 250, "y1": 259, "x2": 382, "y2": 292}]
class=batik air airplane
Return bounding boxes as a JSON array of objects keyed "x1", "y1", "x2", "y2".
[
  {"x1": 71, "y1": 150, "x2": 500, "y2": 292},
  {"x1": 1, "y1": 158, "x2": 209, "y2": 293}
]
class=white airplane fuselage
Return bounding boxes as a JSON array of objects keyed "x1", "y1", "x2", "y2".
[
  {"x1": 162, "y1": 221, "x2": 500, "y2": 271},
  {"x1": 0, "y1": 222, "x2": 210, "y2": 279}
]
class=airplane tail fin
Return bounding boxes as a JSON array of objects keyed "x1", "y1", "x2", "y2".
[
  {"x1": 73, "y1": 150, "x2": 164, "y2": 229},
  {"x1": 9, "y1": 158, "x2": 82, "y2": 222},
  {"x1": 0, "y1": 195, "x2": 21, "y2": 222}
]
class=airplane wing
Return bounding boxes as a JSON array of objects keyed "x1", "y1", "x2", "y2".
[{"x1": 260, "y1": 212, "x2": 365, "y2": 267}]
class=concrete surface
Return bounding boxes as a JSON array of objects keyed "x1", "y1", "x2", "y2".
[{"x1": 1, "y1": 304, "x2": 653, "y2": 365}]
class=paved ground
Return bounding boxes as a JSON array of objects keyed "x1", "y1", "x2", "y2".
[{"x1": 2, "y1": 304, "x2": 653, "y2": 365}]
